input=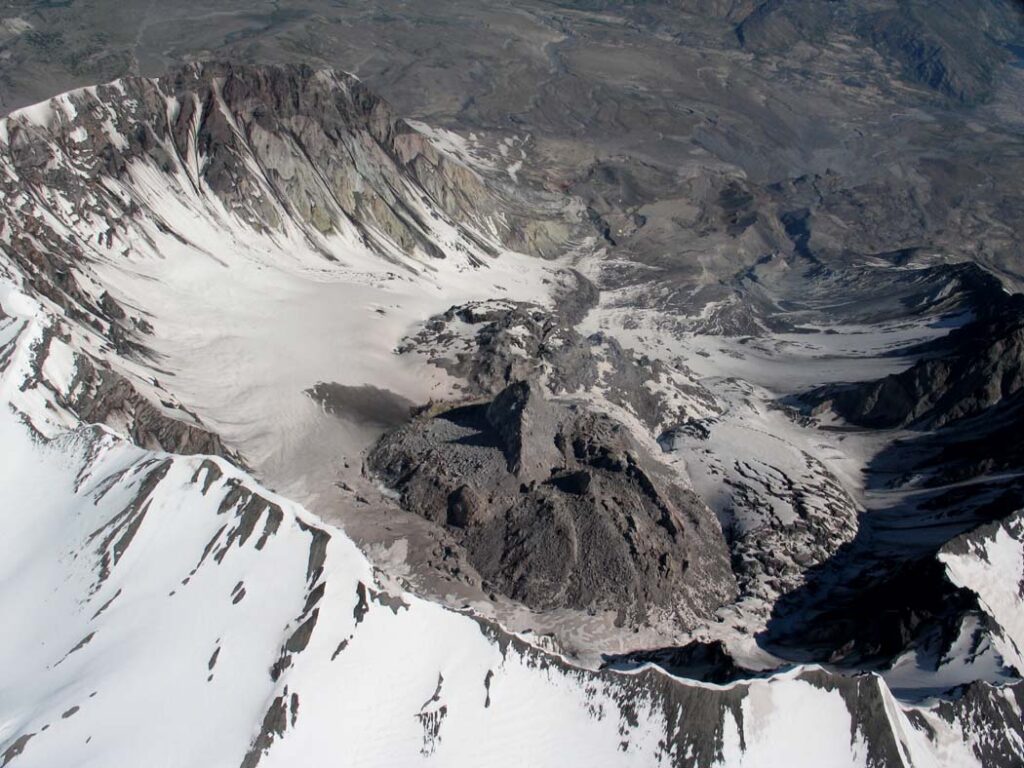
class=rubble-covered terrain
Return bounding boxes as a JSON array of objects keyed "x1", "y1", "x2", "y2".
[{"x1": 368, "y1": 379, "x2": 736, "y2": 625}]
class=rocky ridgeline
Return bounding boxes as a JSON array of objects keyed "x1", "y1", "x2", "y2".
[
  {"x1": 809, "y1": 294, "x2": 1024, "y2": 430},
  {"x1": 2, "y1": 62, "x2": 574, "y2": 264}
]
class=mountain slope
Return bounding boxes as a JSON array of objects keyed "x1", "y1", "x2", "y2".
[
  {"x1": 5, "y1": 235, "x2": 1023, "y2": 768},
  {"x1": 1, "y1": 63, "x2": 1023, "y2": 767}
]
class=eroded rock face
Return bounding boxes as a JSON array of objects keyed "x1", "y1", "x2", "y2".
[
  {"x1": 367, "y1": 380, "x2": 736, "y2": 626},
  {"x1": 485, "y1": 379, "x2": 562, "y2": 481},
  {"x1": 2, "y1": 62, "x2": 488, "y2": 263},
  {"x1": 67, "y1": 357, "x2": 230, "y2": 458}
]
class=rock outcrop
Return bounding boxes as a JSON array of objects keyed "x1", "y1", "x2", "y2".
[
  {"x1": 809, "y1": 295, "x2": 1024, "y2": 429},
  {"x1": 399, "y1": 298, "x2": 718, "y2": 436}
]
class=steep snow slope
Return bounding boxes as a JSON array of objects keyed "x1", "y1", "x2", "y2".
[{"x1": 940, "y1": 513, "x2": 1024, "y2": 676}]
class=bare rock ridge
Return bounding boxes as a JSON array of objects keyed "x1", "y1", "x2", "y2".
[
  {"x1": 368, "y1": 379, "x2": 736, "y2": 625},
  {"x1": 2, "y1": 61, "x2": 559, "y2": 268},
  {"x1": 807, "y1": 293, "x2": 1024, "y2": 429}
]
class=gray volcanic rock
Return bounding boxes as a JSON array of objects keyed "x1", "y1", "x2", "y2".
[
  {"x1": 367, "y1": 382, "x2": 736, "y2": 625},
  {"x1": 875, "y1": 394, "x2": 1024, "y2": 492},
  {"x1": 856, "y1": 2, "x2": 1016, "y2": 104},
  {"x1": 399, "y1": 298, "x2": 718, "y2": 435},
  {"x1": 485, "y1": 380, "x2": 562, "y2": 481},
  {"x1": 736, "y1": 1, "x2": 1018, "y2": 104},
  {"x1": 67, "y1": 357, "x2": 231, "y2": 459}
]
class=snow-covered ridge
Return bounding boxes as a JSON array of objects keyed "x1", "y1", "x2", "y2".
[
  {"x1": 1, "y1": 65, "x2": 1023, "y2": 766},
  {"x1": 940, "y1": 514, "x2": 1024, "y2": 678}
]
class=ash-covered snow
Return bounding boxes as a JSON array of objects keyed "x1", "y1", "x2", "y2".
[{"x1": 0, "y1": 276, "x2": 940, "y2": 768}]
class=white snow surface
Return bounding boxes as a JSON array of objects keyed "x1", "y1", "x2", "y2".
[{"x1": 940, "y1": 513, "x2": 1024, "y2": 675}]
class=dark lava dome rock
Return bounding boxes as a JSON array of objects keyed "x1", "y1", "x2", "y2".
[{"x1": 367, "y1": 380, "x2": 737, "y2": 625}]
